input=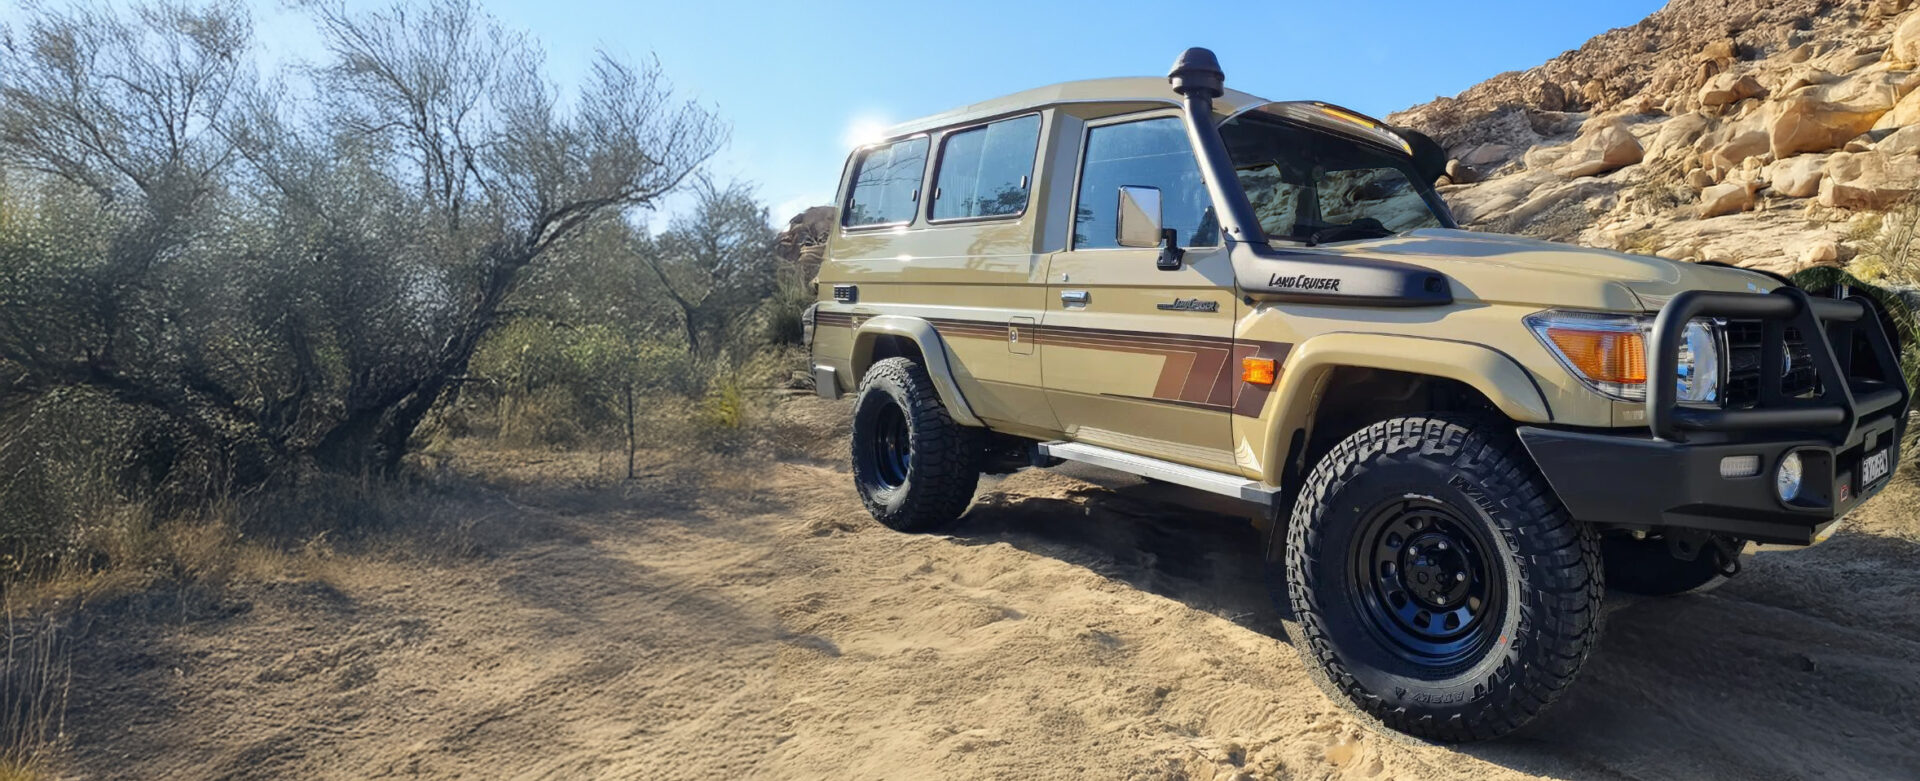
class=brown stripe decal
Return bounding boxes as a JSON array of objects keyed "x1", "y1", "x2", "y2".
[{"x1": 813, "y1": 309, "x2": 1289, "y2": 416}]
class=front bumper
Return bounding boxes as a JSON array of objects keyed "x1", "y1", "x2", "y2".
[
  {"x1": 1523, "y1": 287, "x2": 1910, "y2": 546},
  {"x1": 1520, "y1": 414, "x2": 1900, "y2": 545}
]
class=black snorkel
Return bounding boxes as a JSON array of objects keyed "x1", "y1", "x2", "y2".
[
  {"x1": 1169, "y1": 47, "x2": 1268, "y2": 247},
  {"x1": 1168, "y1": 46, "x2": 1453, "y2": 307}
]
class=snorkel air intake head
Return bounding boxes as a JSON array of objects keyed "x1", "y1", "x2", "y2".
[{"x1": 1168, "y1": 47, "x2": 1225, "y2": 100}]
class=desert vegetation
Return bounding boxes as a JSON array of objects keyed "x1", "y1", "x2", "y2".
[
  {"x1": 3, "y1": 0, "x2": 1920, "y2": 776},
  {"x1": 0, "y1": 0, "x2": 817, "y2": 769}
]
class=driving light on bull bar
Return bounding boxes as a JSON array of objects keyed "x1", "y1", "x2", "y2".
[
  {"x1": 1719, "y1": 454, "x2": 1761, "y2": 479},
  {"x1": 1777, "y1": 451, "x2": 1805, "y2": 502}
]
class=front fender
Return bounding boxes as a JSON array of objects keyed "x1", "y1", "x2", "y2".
[
  {"x1": 1261, "y1": 332, "x2": 1553, "y2": 483},
  {"x1": 852, "y1": 315, "x2": 986, "y2": 428}
]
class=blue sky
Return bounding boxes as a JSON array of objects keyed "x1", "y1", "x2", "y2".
[{"x1": 6, "y1": 0, "x2": 1670, "y2": 226}]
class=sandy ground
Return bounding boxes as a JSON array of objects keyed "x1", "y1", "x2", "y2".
[{"x1": 52, "y1": 398, "x2": 1920, "y2": 779}]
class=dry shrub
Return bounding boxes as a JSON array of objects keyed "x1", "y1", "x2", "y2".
[
  {"x1": 1844, "y1": 199, "x2": 1920, "y2": 285},
  {"x1": 0, "y1": 593, "x2": 69, "y2": 778}
]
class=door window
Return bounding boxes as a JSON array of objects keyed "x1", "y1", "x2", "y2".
[{"x1": 1073, "y1": 117, "x2": 1219, "y2": 249}]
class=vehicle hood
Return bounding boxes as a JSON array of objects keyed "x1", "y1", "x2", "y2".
[{"x1": 1338, "y1": 228, "x2": 1779, "y2": 311}]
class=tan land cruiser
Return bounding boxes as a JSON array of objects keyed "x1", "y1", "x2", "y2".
[{"x1": 802, "y1": 48, "x2": 1911, "y2": 742}]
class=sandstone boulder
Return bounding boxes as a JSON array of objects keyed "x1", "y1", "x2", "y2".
[
  {"x1": 1645, "y1": 113, "x2": 1714, "y2": 164},
  {"x1": 1891, "y1": 10, "x2": 1920, "y2": 68},
  {"x1": 1526, "y1": 81, "x2": 1568, "y2": 112},
  {"x1": 1901, "y1": 71, "x2": 1920, "y2": 99},
  {"x1": 1809, "y1": 70, "x2": 1906, "y2": 113},
  {"x1": 1523, "y1": 143, "x2": 1571, "y2": 171},
  {"x1": 1875, "y1": 86, "x2": 1920, "y2": 129},
  {"x1": 1877, "y1": 124, "x2": 1920, "y2": 155},
  {"x1": 1708, "y1": 130, "x2": 1772, "y2": 171},
  {"x1": 1778, "y1": 67, "x2": 1832, "y2": 96},
  {"x1": 1799, "y1": 240, "x2": 1841, "y2": 266},
  {"x1": 1769, "y1": 97, "x2": 1889, "y2": 159},
  {"x1": 1445, "y1": 159, "x2": 1482, "y2": 185},
  {"x1": 1700, "y1": 73, "x2": 1767, "y2": 107},
  {"x1": 1580, "y1": 79, "x2": 1610, "y2": 110},
  {"x1": 1557, "y1": 120, "x2": 1645, "y2": 178},
  {"x1": 1684, "y1": 167, "x2": 1716, "y2": 190},
  {"x1": 1459, "y1": 143, "x2": 1515, "y2": 168},
  {"x1": 1699, "y1": 183, "x2": 1753, "y2": 218},
  {"x1": 1818, "y1": 151, "x2": 1920, "y2": 209},
  {"x1": 1767, "y1": 153, "x2": 1829, "y2": 198},
  {"x1": 1701, "y1": 39, "x2": 1737, "y2": 67}
]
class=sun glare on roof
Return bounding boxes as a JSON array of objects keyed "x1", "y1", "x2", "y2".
[{"x1": 842, "y1": 116, "x2": 891, "y2": 150}]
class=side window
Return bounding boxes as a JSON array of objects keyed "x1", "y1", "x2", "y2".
[
  {"x1": 1073, "y1": 117, "x2": 1219, "y2": 250},
  {"x1": 931, "y1": 115, "x2": 1041, "y2": 221},
  {"x1": 843, "y1": 137, "x2": 929, "y2": 227}
]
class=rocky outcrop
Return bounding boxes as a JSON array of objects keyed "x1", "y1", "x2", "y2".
[
  {"x1": 1767, "y1": 153, "x2": 1830, "y2": 197},
  {"x1": 1890, "y1": 8, "x2": 1920, "y2": 67},
  {"x1": 776, "y1": 205, "x2": 836, "y2": 286},
  {"x1": 1819, "y1": 151, "x2": 1920, "y2": 209},
  {"x1": 1700, "y1": 73, "x2": 1769, "y2": 107},
  {"x1": 1699, "y1": 183, "x2": 1754, "y2": 218},
  {"x1": 1770, "y1": 97, "x2": 1889, "y2": 159},
  {"x1": 1386, "y1": 0, "x2": 1920, "y2": 275},
  {"x1": 1557, "y1": 120, "x2": 1644, "y2": 178}
]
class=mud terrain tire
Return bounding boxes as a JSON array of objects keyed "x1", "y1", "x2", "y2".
[
  {"x1": 851, "y1": 357, "x2": 980, "y2": 532},
  {"x1": 1282, "y1": 415, "x2": 1604, "y2": 742}
]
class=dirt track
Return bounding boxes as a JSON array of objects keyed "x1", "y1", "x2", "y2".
[{"x1": 56, "y1": 400, "x2": 1920, "y2": 779}]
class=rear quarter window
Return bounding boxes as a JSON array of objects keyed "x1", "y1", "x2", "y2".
[
  {"x1": 844, "y1": 137, "x2": 929, "y2": 228},
  {"x1": 930, "y1": 114, "x2": 1040, "y2": 221}
]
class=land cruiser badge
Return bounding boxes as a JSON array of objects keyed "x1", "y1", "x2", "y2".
[
  {"x1": 1157, "y1": 298, "x2": 1220, "y2": 312},
  {"x1": 1267, "y1": 273, "x2": 1342, "y2": 292}
]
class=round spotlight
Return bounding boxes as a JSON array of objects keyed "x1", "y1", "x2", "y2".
[{"x1": 1776, "y1": 451, "x2": 1805, "y2": 502}]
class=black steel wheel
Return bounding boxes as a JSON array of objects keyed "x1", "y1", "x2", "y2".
[
  {"x1": 1352, "y1": 498, "x2": 1503, "y2": 668},
  {"x1": 1277, "y1": 415, "x2": 1604, "y2": 742},
  {"x1": 850, "y1": 357, "x2": 980, "y2": 532},
  {"x1": 867, "y1": 401, "x2": 912, "y2": 489}
]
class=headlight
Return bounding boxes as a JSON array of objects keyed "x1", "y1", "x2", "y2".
[
  {"x1": 1673, "y1": 318, "x2": 1723, "y2": 405},
  {"x1": 1525, "y1": 311, "x2": 1723, "y2": 405}
]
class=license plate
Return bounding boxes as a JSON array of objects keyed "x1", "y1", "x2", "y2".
[{"x1": 1861, "y1": 448, "x2": 1891, "y2": 488}]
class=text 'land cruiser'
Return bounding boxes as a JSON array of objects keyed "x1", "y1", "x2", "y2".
[{"x1": 803, "y1": 48, "x2": 1910, "y2": 742}]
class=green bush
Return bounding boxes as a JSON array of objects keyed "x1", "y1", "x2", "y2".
[
  {"x1": 761, "y1": 280, "x2": 814, "y2": 347},
  {"x1": 1789, "y1": 267, "x2": 1920, "y2": 461}
]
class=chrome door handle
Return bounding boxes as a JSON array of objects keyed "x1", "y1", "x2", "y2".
[{"x1": 1060, "y1": 290, "x2": 1090, "y2": 305}]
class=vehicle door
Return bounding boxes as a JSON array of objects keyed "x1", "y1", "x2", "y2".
[{"x1": 1040, "y1": 113, "x2": 1239, "y2": 471}]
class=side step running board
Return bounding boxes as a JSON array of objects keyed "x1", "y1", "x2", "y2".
[{"x1": 1036, "y1": 441, "x2": 1280, "y2": 507}]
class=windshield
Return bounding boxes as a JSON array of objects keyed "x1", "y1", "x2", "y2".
[{"x1": 1220, "y1": 109, "x2": 1448, "y2": 245}]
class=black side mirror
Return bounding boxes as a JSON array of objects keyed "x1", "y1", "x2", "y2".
[{"x1": 1156, "y1": 228, "x2": 1185, "y2": 271}]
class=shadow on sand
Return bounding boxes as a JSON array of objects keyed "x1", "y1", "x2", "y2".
[{"x1": 949, "y1": 470, "x2": 1920, "y2": 781}]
